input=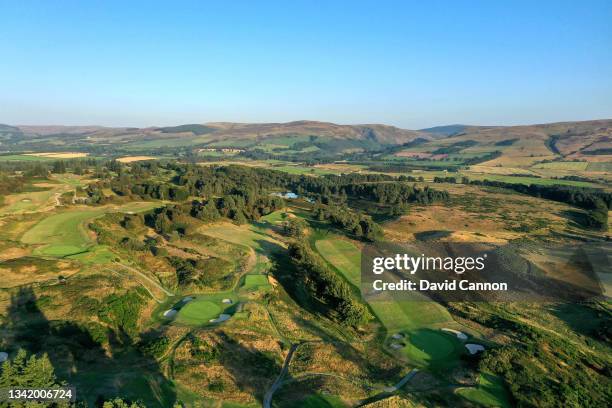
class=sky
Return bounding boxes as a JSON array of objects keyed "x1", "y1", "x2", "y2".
[{"x1": 1, "y1": 0, "x2": 611, "y2": 129}]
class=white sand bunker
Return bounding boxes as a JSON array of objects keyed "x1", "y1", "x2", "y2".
[
  {"x1": 465, "y1": 344, "x2": 485, "y2": 354},
  {"x1": 0, "y1": 352, "x2": 8, "y2": 362},
  {"x1": 391, "y1": 333, "x2": 404, "y2": 340},
  {"x1": 163, "y1": 309, "x2": 177, "y2": 318},
  {"x1": 209, "y1": 314, "x2": 231, "y2": 323},
  {"x1": 390, "y1": 343, "x2": 403, "y2": 350},
  {"x1": 442, "y1": 328, "x2": 468, "y2": 340},
  {"x1": 222, "y1": 298, "x2": 233, "y2": 304}
]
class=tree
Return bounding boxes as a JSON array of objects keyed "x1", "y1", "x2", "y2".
[{"x1": 0, "y1": 349, "x2": 62, "y2": 389}]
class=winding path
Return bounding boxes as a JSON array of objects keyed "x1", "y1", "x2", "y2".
[{"x1": 263, "y1": 343, "x2": 299, "y2": 408}]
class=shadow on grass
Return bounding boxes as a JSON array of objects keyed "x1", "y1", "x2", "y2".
[{"x1": 1, "y1": 286, "x2": 176, "y2": 407}]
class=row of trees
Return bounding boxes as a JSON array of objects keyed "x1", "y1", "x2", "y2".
[
  {"x1": 314, "y1": 203, "x2": 383, "y2": 241},
  {"x1": 287, "y1": 242, "x2": 368, "y2": 327}
]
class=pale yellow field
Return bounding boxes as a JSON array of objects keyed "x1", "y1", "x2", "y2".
[
  {"x1": 116, "y1": 155, "x2": 157, "y2": 163},
  {"x1": 25, "y1": 152, "x2": 88, "y2": 158}
]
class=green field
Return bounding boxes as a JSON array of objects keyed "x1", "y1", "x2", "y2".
[
  {"x1": 457, "y1": 373, "x2": 511, "y2": 408},
  {"x1": 0, "y1": 154, "x2": 55, "y2": 162},
  {"x1": 314, "y1": 238, "x2": 361, "y2": 285},
  {"x1": 533, "y1": 161, "x2": 589, "y2": 171},
  {"x1": 586, "y1": 162, "x2": 612, "y2": 172}
]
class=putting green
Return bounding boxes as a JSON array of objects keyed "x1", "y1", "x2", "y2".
[
  {"x1": 174, "y1": 293, "x2": 238, "y2": 326},
  {"x1": 176, "y1": 300, "x2": 222, "y2": 325},
  {"x1": 401, "y1": 329, "x2": 457, "y2": 363}
]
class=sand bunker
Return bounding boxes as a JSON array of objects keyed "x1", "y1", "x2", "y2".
[
  {"x1": 442, "y1": 328, "x2": 468, "y2": 340},
  {"x1": 390, "y1": 343, "x2": 403, "y2": 350},
  {"x1": 163, "y1": 309, "x2": 177, "y2": 318},
  {"x1": 391, "y1": 333, "x2": 405, "y2": 340},
  {"x1": 181, "y1": 296, "x2": 194, "y2": 303},
  {"x1": 209, "y1": 313, "x2": 231, "y2": 323},
  {"x1": 465, "y1": 344, "x2": 485, "y2": 354},
  {"x1": 222, "y1": 298, "x2": 233, "y2": 304}
]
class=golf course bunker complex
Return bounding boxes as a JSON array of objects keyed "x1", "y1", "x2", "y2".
[
  {"x1": 175, "y1": 294, "x2": 238, "y2": 326},
  {"x1": 395, "y1": 328, "x2": 462, "y2": 365},
  {"x1": 441, "y1": 328, "x2": 468, "y2": 340}
]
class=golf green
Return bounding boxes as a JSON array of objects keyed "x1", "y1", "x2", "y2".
[
  {"x1": 176, "y1": 300, "x2": 222, "y2": 325},
  {"x1": 401, "y1": 329, "x2": 457, "y2": 363}
]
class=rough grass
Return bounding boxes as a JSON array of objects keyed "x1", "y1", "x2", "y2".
[{"x1": 280, "y1": 393, "x2": 346, "y2": 408}]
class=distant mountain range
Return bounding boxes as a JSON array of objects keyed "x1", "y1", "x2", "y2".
[{"x1": 1, "y1": 119, "x2": 610, "y2": 165}]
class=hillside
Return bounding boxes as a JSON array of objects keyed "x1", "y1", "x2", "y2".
[{"x1": 1, "y1": 120, "x2": 610, "y2": 181}]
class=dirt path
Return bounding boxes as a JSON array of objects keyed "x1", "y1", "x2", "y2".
[
  {"x1": 263, "y1": 343, "x2": 299, "y2": 408},
  {"x1": 111, "y1": 263, "x2": 175, "y2": 300},
  {"x1": 356, "y1": 369, "x2": 419, "y2": 406}
]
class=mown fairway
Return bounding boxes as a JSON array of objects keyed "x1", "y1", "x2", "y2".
[
  {"x1": 315, "y1": 238, "x2": 361, "y2": 286},
  {"x1": 314, "y1": 235, "x2": 456, "y2": 362},
  {"x1": 21, "y1": 209, "x2": 105, "y2": 256},
  {"x1": 241, "y1": 274, "x2": 271, "y2": 292},
  {"x1": 21, "y1": 202, "x2": 158, "y2": 258},
  {"x1": 198, "y1": 221, "x2": 284, "y2": 253}
]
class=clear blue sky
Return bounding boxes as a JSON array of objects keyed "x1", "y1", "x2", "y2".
[{"x1": 1, "y1": 0, "x2": 611, "y2": 128}]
